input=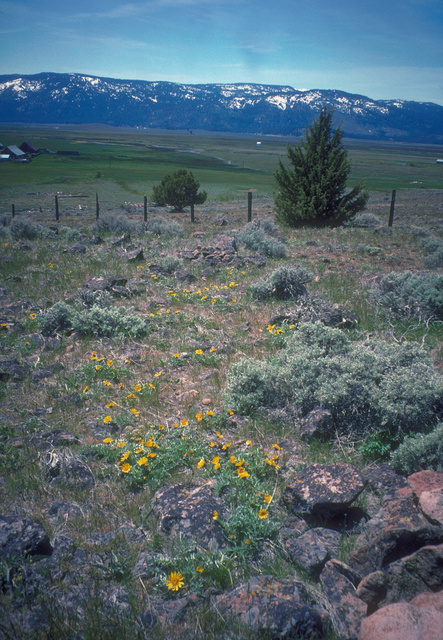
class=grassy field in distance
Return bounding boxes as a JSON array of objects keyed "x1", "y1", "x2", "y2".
[{"x1": 1, "y1": 125, "x2": 442, "y2": 213}]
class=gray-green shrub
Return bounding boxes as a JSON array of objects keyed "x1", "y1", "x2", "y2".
[
  {"x1": 391, "y1": 422, "x2": 443, "y2": 474},
  {"x1": 422, "y1": 235, "x2": 443, "y2": 269},
  {"x1": 345, "y1": 213, "x2": 381, "y2": 228},
  {"x1": 249, "y1": 265, "x2": 313, "y2": 300},
  {"x1": 39, "y1": 301, "x2": 151, "y2": 339},
  {"x1": 144, "y1": 216, "x2": 183, "y2": 237},
  {"x1": 237, "y1": 223, "x2": 286, "y2": 258},
  {"x1": 10, "y1": 218, "x2": 55, "y2": 240},
  {"x1": 371, "y1": 271, "x2": 443, "y2": 320},
  {"x1": 92, "y1": 213, "x2": 143, "y2": 235},
  {"x1": 225, "y1": 321, "x2": 443, "y2": 439}
]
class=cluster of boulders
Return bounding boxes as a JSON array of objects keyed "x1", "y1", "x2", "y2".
[
  {"x1": 178, "y1": 234, "x2": 266, "y2": 270},
  {"x1": 1, "y1": 459, "x2": 441, "y2": 639}
]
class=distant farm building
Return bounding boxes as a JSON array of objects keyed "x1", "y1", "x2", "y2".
[
  {"x1": 19, "y1": 141, "x2": 40, "y2": 155},
  {"x1": 437, "y1": 159, "x2": 443, "y2": 164},
  {"x1": 0, "y1": 154, "x2": 10, "y2": 162},
  {"x1": 4, "y1": 145, "x2": 29, "y2": 162}
]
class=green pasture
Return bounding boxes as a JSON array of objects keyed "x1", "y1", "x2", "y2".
[{"x1": 1, "y1": 126, "x2": 442, "y2": 212}]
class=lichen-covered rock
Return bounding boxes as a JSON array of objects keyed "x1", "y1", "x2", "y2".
[
  {"x1": 320, "y1": 559, "x2": 366, "y2": 640},
  {"x1": 0, "y1": 515, "x2": 52, "y2": 559},
  {"x1": 211, "y1": 575, "x2": 326, "y2": 639},
  {"x1": 285, "y1": 527, "x2": 341, "y2": 577},
  {"x1": 356, "y1": 543, "x2": 443, "y2": 610},
  {"x1": 151, "y1": 481, "x2": 226, "y2": 548},
  {"x1": 349, "y1": 484, "x2": 443, "y2": 577},
  {"x1": 283, "y1": 463, "x2": 366, "y2": 521}
]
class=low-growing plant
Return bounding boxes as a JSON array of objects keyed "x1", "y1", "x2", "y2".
[
  {"x1": 249, "y1": 265, "x2": 313, "y2": 300},
  {"x1": 144, "y1": 216, "x2": 183, "y2": 237},
  {"x1": 390, "y1": 422, "x2": 443, "y2": 474},
  {"x1": 225, "y1": 321, "x2": 443, "y2": 441},
  {"x1": 344, "y1": 213, "x2": 381, "y2": 227},
  {"x1": 371, "y1": 270, "x2": 443, "y2": 320},
  {"x1": 39, "y1": 301, "x2": 152, "y2": 339},
  {"x1": 92, "y1": 213, "x2": 143, "y2": 235},
  {"x1": 236, "y1": 223, "x2": 286, "y2": 258},
  {"x1": 10, "y1": 218, "x2": 56, "y2": 240},
  {"x1": 422, "y1": 235, "x2": 443, "y2": 269}
]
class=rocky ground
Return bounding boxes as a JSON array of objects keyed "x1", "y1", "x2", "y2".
[{"x1": 0, "y1": 191, "x2": 442, "y2": 639}]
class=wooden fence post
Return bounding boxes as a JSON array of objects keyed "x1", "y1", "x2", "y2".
[
  {"x1": 96, "y1": 193, "x2": 99, "y2": 219},
  {"x1": 247, "y1": 191, "x2": 252, "y2": 222},
  {"x1": 144, "y1": 196, "x2": 147, "y2": 222},
  {"x1": 388, "y1": 189, "x2": 396, "y2": 227},
  {"x1": 55, "y1": 196, "x2": 59, "y2": 221},
  {"x1": 190, "y1": 193, "x2": 195, "y2": 223},
  {"x1": 11, "y1": 204, "x2": 15, "y2": 218}
]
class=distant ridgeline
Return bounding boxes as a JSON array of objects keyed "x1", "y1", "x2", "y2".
[{"x1": 0, "y1": 72, "x2": 442, "y2": 143}]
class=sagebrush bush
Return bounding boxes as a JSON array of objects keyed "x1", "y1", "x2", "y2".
[
  {"x1": 144, "y1": 216, "x2": 183, "y2": 237},
  {"x1": 92, "y1": 213, "x2": 143, "y2": 235},
  {"x1": 371, "y1": 271, "x2": 443, "y2": 320},
  {"x1": 390, "y1": 422, "x2": 443, "y2": 474},
  {"x1": 225, "y1": 321, "x2": 443, "y2": 439},
  {"x1": 157, "y1": 254, "x2": 184, "y2": 274},
  {"x1": 236, "y1": 223, "x2": 286, "y2": 258},
  {"x1": 10, "y1": 218, "x2": 55, "y2": 240},
  {"x1": 249, "y1": 265, "x2": 313, "y2": 300},
  {"x1": 421, "y1": 235, "x2": 443, "y2": 269},
  {"x1": 345, "y1": 213, "x2": 381, "y2": 228},
  {"x1": 39, "y1": 301, "x2": 151, "y2": 339}
]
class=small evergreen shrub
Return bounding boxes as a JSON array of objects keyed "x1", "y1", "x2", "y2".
[
  {"x1": 390, "y1": 422, "x2": 443, "y2": 474},
  {"x1": 371, "y1": 271, "x2": 443, "y2": 320},
  {"x1": 144, "y1": 216, "x2": 183, "y2": 237},
  {"x1": 225, "y1": 321, "x2": 443, "y2": 440},
  {"x1": 249, "y1": 265, "x2": 313, "y2": 300},
  {"x1": 237, "y1": 223, "x2": 287, "y2": 258}
]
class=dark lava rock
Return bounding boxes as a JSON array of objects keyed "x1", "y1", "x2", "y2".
[
  {"x1": 285, "y1": 527, "x2": 341, "y2": 577},
  {"x1": 320, "y1": 559, "x2": 366, "y2": 640},
  {"x1": 211, "y1": 575, "x2": 327, "y2": 639},
  {"x1": 283, "y1": 463, "x2": 366, "y2": 523},
  {"x1": 151, "y1": 481, "x2": 226, "y2": 548},
  {"x1": 0, "y1": 515, "x2": 53, "y2": 559}
]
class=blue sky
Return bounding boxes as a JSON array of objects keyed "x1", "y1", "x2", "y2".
[{"x1": 0, "y1": 0, "x2": 442, "y2": 104}]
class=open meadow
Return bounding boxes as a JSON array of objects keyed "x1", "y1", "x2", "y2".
[{"x1": 0, "y1": 126, "x2": 443, "y2": 639}]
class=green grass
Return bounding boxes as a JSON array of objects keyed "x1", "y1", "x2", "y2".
[{"x1": 1, "y1": 126, "x2": 442, "y2": 215}]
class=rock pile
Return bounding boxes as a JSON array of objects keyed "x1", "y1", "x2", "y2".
[{"x1": 1, "y1": 462, "x2": 442, "y2": 639}]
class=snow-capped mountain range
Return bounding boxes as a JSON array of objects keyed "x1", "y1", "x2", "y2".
[{"x1": 0, "y1": 72, "x2": 442, "y2": 143}]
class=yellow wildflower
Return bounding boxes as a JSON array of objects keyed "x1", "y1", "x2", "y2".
[
  {"x1": 195, "y1": 412, "x2": 203, "y2": 422},
  {"x1": 212, "y1": 510, "x2": 219, "y2": 520},
  {"x1": 134, "y1": 384, "x2": 142, "y2": 392},
  {"x1": 137, "y1": 457, "x2": 148, "y2": 466},
  {"x1": 127, "y1": 392, "x2": 136, "y2": 400},
  {"x1": 120, "y1": 463, "x2": 132, "y2": 473},
  {"x1": 195, "y1": 349, "x2": 203, "y2": 355},
  {"x1": 106, "y1": 401, "x2": 115, "y2": 408},
  {"x1": 197, "y1": 458, "x2": 205, "y2": 469},
  {"x1": 258, "y1": 509, "x2": 268, "y2": 520},
  {"x1": 107, "y1": 360, "x2": 113, "y2": 366},
  {"x1": 264, "y1": 494, "x2": 272, "y2": 504},
  {"x1": 166, "y1": 571, "x2": 184, "y2": 591},
  {"x1": 180, "y1": 419, "x2": 189, "y2": 427},
  {"x1": 103, "y1": 437, "x2": 113, "y2": 444},
  {"x1": 103, "y1": 416, "x2": 112, "y2": 424}
]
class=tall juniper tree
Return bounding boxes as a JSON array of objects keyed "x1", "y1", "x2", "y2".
[{"x1": 274, "y1": 106, "x2": 368, "y2": 227}]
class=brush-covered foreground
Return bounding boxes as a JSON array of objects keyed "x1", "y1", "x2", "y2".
[{"x1": 0, "y1": 190, "x2": 442, "y2": 639}]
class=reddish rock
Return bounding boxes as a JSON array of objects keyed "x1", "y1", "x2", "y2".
[
  {"x1": 408, "y1": 470, "x2": 443, "y2": 498},
  {"x1": 349, "y1": 484, "x2": 443, "y2": 577},
  {"x1": 356, "y1": 543, "x2": 443, "y2": 611},
  {"x1": 211, "y1": 575, "x2": 326, "y2": 639},
  {"x1": 320, "y1": 559, "x2": 367, "y2": 640},
  {"x1": 359, "y1": 590, "x2": 443, "y2": 640},
  {"x1": 408, "y1": 470, "x2": 443, "y2": 526},
  {"x1": 283, "y1": 463, "x2": 366, "y2": 520}
]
